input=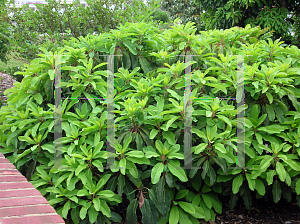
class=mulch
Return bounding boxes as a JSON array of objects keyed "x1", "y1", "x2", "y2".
[{"x1": 213, "y1": 195, "x2": 300, "y2": 224}]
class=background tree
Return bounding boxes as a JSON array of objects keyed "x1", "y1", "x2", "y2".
[
  {"x1": 160, "y1": 0, "x2": 300, "y2": 46},
  {"x1": 0, "y1": 0, "x2": 11, "y2": 63}
]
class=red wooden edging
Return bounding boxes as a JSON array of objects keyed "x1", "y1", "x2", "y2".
[{"x1": 0, "y1": 153, "x2": 65, "y2": 224}]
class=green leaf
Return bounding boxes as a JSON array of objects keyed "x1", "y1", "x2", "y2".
[
  {"x1": 276, "y1": 162, "x2": 286, "y2": 182},
  {"x1": 48, "y1": 69, "x2": 55, "y2": 80},
  {"x1": 119, "y1": 158, "x2": 126, "y2": 175},
  {"x1": 167, "y1": 89, "x2": 181, "y2": 99},
  {"x1": 272, "y1": 180, "x2": 282, "y2": 203},
  {"x1": 41, "y1": 143, "x2": 54, "y2": 153},
  {"x1": 266, "y1": 92, "x2": 273, "y2": 104},
  {"x1": 193, "y1": 143, "x2": 208, "y2": 154},
  {"x1": 295, "y1": 178, "x2": 300, "y2": 195},
  {"x1": 202, "y1": 194, "x2": 212, "y2": 209},
  {"x1": 191, "y1": 128, "x2": 207, "y2": 140},
  {"x1": 75, "y1": 164, "x2": 88, "y2": 176},
  {"x1": 175, "y1": 190, "x2": 189, "y2": 200},
  {"x1": 150, "y1": 129, "x2": 159, "y2": 139},
  {"x1": 232, "y1": 174, "x2": 243, "y2": 194},
  {"x1": 206, "y1": 83, "x2": 227, "y2": 94},
  {"x1": 178, "y1": 207, "x2": 193, "y2": 224},
  {"x1": 214, "y1": 143, "x2": 226, "y2": 154},
  {"x1": 245, "y1": 173, "x2": 255, "y2": 191},
  {"x1": 168, "y1": 160, "x2": 188, "y2": 182},
  {"x1": 140, "y1": 199, "x2": 159, "y2": 224},
  {"x1": 169, "y1": 206, "x2": 179, "y2": 224},
  {"x1": 118, "y1": 175, "x2": 125, "y2": 197},
  {"x1": 33, "y1": 93, "x2": 43, "y2": 105},
  {"x1": 15, "y1": 149, "x2": 31, "y2": 162},
  {"x1": 54, "y1": 173, "x2": 70, "y2": 188},
  {"x1": 279, "y1": 156, "x2": 300, "y2": 171},
  {"x1": 162, "y1": 131, "x2": 176, "y2": 145},
  {"x1": 206, "y1": 125, "x2": 217, "y2": 141},
  {"x1": 178, "y1": 201, "x2": 195, "y2": 215},
  {"x1": 88, "y1": 205, "x2": 98, "y2": 223},
  {"x1": 257, "y1": 125, "x2": 287, "y2": 134},
  {"x1": 96, "y1": 174, "x2": 111, "y2": 191},
  {"x1": 126, "y1": 199, "x2": 138, "y2": 224},
  {"x1": 99, "y1": 200, "x2": 111, "y2": 217},
  {"x1": 265, "y1": 104, "x2": 275, "y2": 121},
  {"x1": 255, "y1": 179, "x2": 265, "y2": 196},
  {"x1": 166, "y1": 116, "x2": 180, "y2": 131},
  {"x1": 61, "y1": 200, "x2": 71, "y2": 219},
  {"x1": 139, "y1": 57, "x2": 152, "y2": 75},
  {"x1": 266, "y1": 170, "x2": 276, "y2": 185},
  {"x1": 80, "y1": 206, "x2": 88, "y2": 220},
  {"x1": 126, "y1": 151, "x2": 145, "y2": 158},
  {"x1": 124, "y1": 41, "x2": 137, "y2": 55},
  {"x1": 212, "y1": 157, "x2": 227, "y2": 175},
  {"x1": 18, "y1": 136, "x2": 36, "y2": 144},
  {"x1": 77, "y1": 189, "x2": 89, "y2": 196},
  {"x1": 151, "y1": 162, "x2": 164, "y2": 184},
  {"x1": 93, "y1": 198, "x2": 101, "y2": 211}
]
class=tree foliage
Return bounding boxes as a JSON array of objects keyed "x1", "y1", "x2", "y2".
[{"x1": 160, "y1": 0, "x2": 300, "y2": 45}]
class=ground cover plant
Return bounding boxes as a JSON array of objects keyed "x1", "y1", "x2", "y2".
[{"x1": 0, "y1": 20, "x2": 300, "y2": 223}]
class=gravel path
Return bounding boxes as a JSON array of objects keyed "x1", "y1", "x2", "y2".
[{"x1": 0, "y1": 72, "x2": 17, "y2": 105}]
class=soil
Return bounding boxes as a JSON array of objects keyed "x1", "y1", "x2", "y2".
[{"x1": 213, "y1": 195, "x2": 300, "y2": 224}]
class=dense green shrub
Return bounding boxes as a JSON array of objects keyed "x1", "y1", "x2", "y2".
[
  {"x1": 152, "y1": 9, "x2": 170, "y2": 23},
  {"x1": 1, "y1": 21, "x2": 300, "y2": 224}
]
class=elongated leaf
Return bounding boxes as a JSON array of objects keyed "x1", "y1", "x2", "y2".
[
  {"x1": 162, "y1": 131, "x2": 176, "y2": 145},
  {"x1": 148, "y1": 188, "x2": 170, "y2": 218},
  {"x1": 265, "y1": 104, "x2": 275, "y2": 121},
  {"x1": 193, "y1": 143, "x2": 208, "y2": 154},
  {"x1": 166, "y1": 116, "x2": 180, "y2": 131},
  {"x1": 295, "y1": 178, "x2": 300, "y2": 195},
  {"x1": 212, "y1": 157, "x2": 227, "y2": 174},
  {"x1": 150, "y1": 129, "x2": 159, "y2": 139},
  {"x1": 232, "y1": 174, "x2": 243, "y2": 194},
  {"x1": 202, "y1": 194, "x2": 212, "y2": 209},
  {"x1": 168, "y1": 160, "x2": 188, "y2": 182},
  {"x1": 245, "y1": 173, "x2": 255, "y2": 191},
  {"x1": 214, "y1": 143, "x2": 226, "y2": 154},
  {"x1": 272, "y1": 180, "x2": 282, "y2": 203},
  {"x1": 255, "y1": 178, "x2": 265, "y2": 196},
  {"x1": 151, "y1": 162, "x2": 164, "y2": 184},
  {"x1": 124, "y1": 41, "x2": 137, "y2": 55},
  {"x1": 276, "y1": 162, "x2": 286, "y2": 182},
  {"x1": 88, "y1": 205, "x2": 98, "y2": 223},
  {"x1": 140, "y1": 198, "x2": 159, "y2": 224},
  {"x1": 175, "y1": 190, "x2": 189, "y2": 200},
  {"x1": 118, "y1": 174, "x2": 125, "y2": 197},
  {"x1": 126, "y1": 199, "x2": 138, "y2": 224},
  {"x1": 100, "y1": 200, "x2": 111, "y2": 217},
  {"x1": 169, "y1": 206, "x2": 179, "y2": 224},
  {"x1": 93, "y1": 198, "x2": 101, "y2": 211},
  {"x1": 178, "y1": 201, "x2": 195, "y2": 215},
  {"x1": 178, "y1": 207, "x2": 193, "y2": 224},
  {"x1": 242, "y1": 187, "x2": 252, "y2": 210}
]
